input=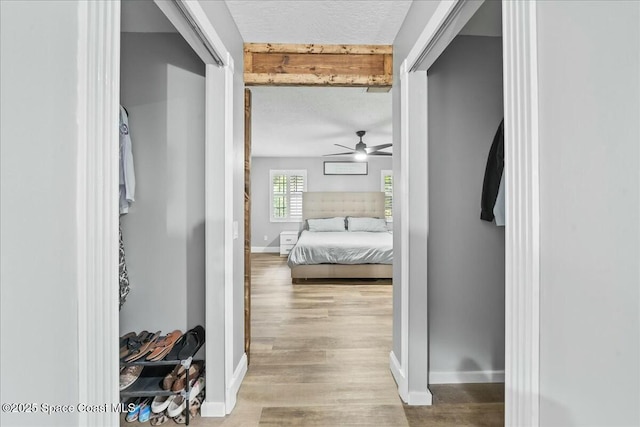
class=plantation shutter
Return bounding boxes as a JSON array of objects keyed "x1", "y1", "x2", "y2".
[
  {"x1": 270, "y1": 170, "x2": 307, "y2": 222},
  {"x1": 381, "y1": 170, "x2": 393, "y2": 222}
]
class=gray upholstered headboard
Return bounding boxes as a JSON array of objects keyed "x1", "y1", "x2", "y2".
[{"x1": 302, "y1": 192, "x2": 385, "y2": 220}]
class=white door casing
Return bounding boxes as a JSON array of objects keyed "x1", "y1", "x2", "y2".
[
  {"x1": 78, "y1": 0, "x2": 239, "y2": 422},
  {"x1": 394, "y1": 1, "x2": 541, "y2": 425}
]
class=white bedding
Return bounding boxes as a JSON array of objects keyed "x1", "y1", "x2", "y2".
[{"x1": 287, "y1": 230, "x2": 393, "y2": 267}]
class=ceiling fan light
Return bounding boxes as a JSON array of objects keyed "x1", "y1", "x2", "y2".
[{"x1": 355, "y1": 152, "x2": 367, "y2": 161}]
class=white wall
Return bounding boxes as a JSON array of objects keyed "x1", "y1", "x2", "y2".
[
  {"x1": 536, "y1": 1, "x2": 640, "y2": 425},
  {"x1": 427, "y1": 35, "x2": 505, "y2": 380},
  {"x1": 119, "y1": 33, "x2": 206, "y2": 334},
  {"x1": 392, "y1": 0, "x2": 441, "y2": 381},
  {"x1": 0, "y1": 1, "x2": 81, "y2": 426},
  {"x1": 251, "y1": 157, "x2": 392, "y2": 248},
  {"x1": 198, "y1": 0, "x2": 247, "y2": 381}
]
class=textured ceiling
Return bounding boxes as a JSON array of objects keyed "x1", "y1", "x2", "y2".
[
  {"x1": 250, "y1": 87, "x2": 392, "y2": 158},
  {"x1": 225, "y1": 0, "x2": 413, "y2": 44},
  {"x1": 227, "y1": 1, "x2": 405, "y2": 158}
]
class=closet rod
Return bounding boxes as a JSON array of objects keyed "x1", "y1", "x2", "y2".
[{"x1": 171, "y1": 0, "x2": 225, "y2": 67}]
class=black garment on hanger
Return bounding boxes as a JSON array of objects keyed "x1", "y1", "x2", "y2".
[{"x1": 480, "y1": 119, "x2": 504, "y2": 222}]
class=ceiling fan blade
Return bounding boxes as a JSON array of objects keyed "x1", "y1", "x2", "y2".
[
  {"x1": 368, "y1": 152, "x2": 392, "y2": 156},
  {"x1": 334, "y1": 143, "x2": 355, "y2": 151},
  {"x1": 365, "y1": 143, "x2": 392, "y2": 153},
  {"x1": 323, "y1": 152, "x2": 356, "y2": 156}
]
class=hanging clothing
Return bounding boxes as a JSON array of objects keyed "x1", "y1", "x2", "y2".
[
  {"x1": 119, "y1": 106, "x2": 136, "y2": 214},
  {"x1": 480, "y1": 119, "x2": 504, "y2": 222},
  {"x1": 493, "y1": 172, "x2": 506, "y2": 226},
  {"x1": 119, "y1": 224, "x2": 131, "y2": 310},
  {"x1": 118, "y1": 105, "x2": 135, "y2": 309}
]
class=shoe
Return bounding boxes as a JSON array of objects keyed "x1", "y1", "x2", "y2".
[
  {"x1": 162, "y1": 365, "x2": 182, "y2": 390},
  {"x1": 172, "y1": 384, "x2": 205, "y2": 423},
  {"x1": 119, "y1": 365, "x2": 143, "y2": 391},
  {"x1": 146, "y1": 330, "x2": 182, "y2": 362},
  {"x1": 163, "y1": 334, "x2": 186, "y2": 361},
  {"x1": 138, "y1": 398, "x2": 151, "y2": 423},
  {"x1": 177, "y1": 326, "x2": 205, "y2": 359},
  {"x1": 120, "y1": 331, "x2": 149, "y2": 360},
  {"x1": 166, "y1": 376, "x2": 205, "y2": 418},
  {"x1": 150, "y1": 394, "x2": 174, "y2": 413},
  {"x1": 149, "y1": 412, "x2": 169, "y2": 426},
  {"x1": 125, "y1": 398, "x2": 142, "y2": 422},
  {"x1": 125, "y1": 330, "x2": 161, "y2": 362},
  {"x1": 119, "y1": 331, "x2": 136, "y2": 351},
  {"x1": 171, "y1": 362, "x2": 203, "y2": 392}
]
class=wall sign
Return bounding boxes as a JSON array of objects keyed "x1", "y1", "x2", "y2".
[{"x1": 323, "y1": 161, "x2": 368, "y2": 175}]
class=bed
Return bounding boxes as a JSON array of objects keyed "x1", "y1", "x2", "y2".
[{"x1": 288, "y1": 192, "x2": 393, "y2": 282}]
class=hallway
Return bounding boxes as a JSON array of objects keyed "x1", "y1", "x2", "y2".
[{"x1": 182, "y1": 254, "x2": 502, "y2": 426}]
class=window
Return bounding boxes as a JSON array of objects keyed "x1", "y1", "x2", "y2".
[
  {"x1": 270, "y1": 170, "x2": 307, "y2": 222},
  {"x1": 381, "y1": 170, "x2": 393, "y2": 222}
]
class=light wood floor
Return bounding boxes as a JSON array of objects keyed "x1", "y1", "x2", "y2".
[{"x1": 129, "y1": 254, "x2": 503, "y2": 426}]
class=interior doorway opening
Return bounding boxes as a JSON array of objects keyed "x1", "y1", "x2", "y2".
[{"x1": 243, "y1": 84, "x2": 396, "y2": 412}]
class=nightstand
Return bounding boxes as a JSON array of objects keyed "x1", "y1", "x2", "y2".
[{"x1": 280, "y1": 231, "x2": 299, "y2": 257}]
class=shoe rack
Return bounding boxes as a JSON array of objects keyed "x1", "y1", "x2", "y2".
[{"x1": 120, "y1": 340, "x2": 204, "y2": 425}]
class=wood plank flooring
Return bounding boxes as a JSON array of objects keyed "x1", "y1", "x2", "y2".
[{"x1": 126, "y1": 254, "x2": 503, "y2": 426}]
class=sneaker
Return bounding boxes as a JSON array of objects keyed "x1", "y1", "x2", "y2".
[
  {"x1": 125, "y1": 398, "x2": 141, "y2": 423},
  {"x1": 138, "y1": 398, "x2": 151, "y2": 423}
]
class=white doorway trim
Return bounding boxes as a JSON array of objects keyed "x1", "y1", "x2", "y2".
[
  {"x1": 77, "y1": 0, "x2": 238, "y2": 422},
  {"x1": 394, "y1": 0, "x2": 540, "y2": 425},
  {"x1": 76, "y1": 1, "x2": 121, "y2": 425}
]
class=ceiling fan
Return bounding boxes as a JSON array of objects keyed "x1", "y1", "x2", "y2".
[{"x1": 324, "y1": 130, "x2": 392, "y2": 160}]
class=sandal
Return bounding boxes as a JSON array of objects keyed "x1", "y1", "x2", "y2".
[
  {"x1": 177, "y1": 325, "x2": 205, "y2": 359},
  {"x1": 162, "y1": 333, "x2": 185, "y2": 361},
  {"x1": 125, "y1": 331, "x2": 161, "y2": 362},
  {"x1": 146, "y1": 330, "x2": 182, "y2": 361},
  {"x1": 119, "y1": 331, "x2": 136, "y2": 351},
  {"x1": 120, "y1": 331, "x2": 149, "y2": 360}
]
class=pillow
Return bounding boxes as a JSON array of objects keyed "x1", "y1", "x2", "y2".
[
  {"x1": 307, "y1": 217, "x2": 346, "y2": 232},
  {"x1": 347, "y1": 217, "x2": 388, "y2": 232}
]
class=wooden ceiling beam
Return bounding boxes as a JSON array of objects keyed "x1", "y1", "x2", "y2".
[{"x1": 244, "y1": 43, "x2": 393, "y2": 87}]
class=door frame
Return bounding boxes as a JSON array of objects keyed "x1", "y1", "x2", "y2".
[
  {"x1": 76, "y1": 0, "x2": 237, "y2": 423},
  {"x1": 393, "y1": 0, "x2": 540, "y2": 424}
]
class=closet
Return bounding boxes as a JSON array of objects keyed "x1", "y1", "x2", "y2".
[
  {"x1": 422, "y1": 0, "x2": 506, "y2": 385},
  {"x1": 118, "y1": 1, "x2": 206, "y2": 424}
]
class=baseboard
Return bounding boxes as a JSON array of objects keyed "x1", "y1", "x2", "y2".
[
  {"x1": 251, "y1": 246, "x2": 279, "y2": 253},
  {"x1": 390, "y1": 351, "x2": 433, "y2": 405},
  {"x1": 389, "y1": 351, "x2": 408, "y2": 403},
  {"x1": 429, "y1": 370, "x2": 505, "y2": 384},
  {"x1": 408, "y1": 390, "x2": 433, "y2": 405},
  {"x1": 225, "y1": 353, "x2": 248, "y2": 414},
  {"x1": 200, "y1": 401, "x2": 225, "y2": 417}
]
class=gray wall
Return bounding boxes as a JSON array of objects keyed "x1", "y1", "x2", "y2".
[
  {"x1": 392, "y1": 0, "x2": 441, "y2": 375},
  {"x1": 0, "y1": 2, "x2": 80, "y2": 425},
  {"x1": 536, "y1": 1, "x2": 639, "y2": 426},
  {"x1": 199, "y1": 0, "x2": 247, "y2": 376},
  {"x1": 427, "y1": 36, "x2": 505, "y2": 377},
  {"x1": 251, "y1": 156, "x2": 392, "y2": 248},
  {"x1": 119, "y1": 33, "x2": 206, "y2": 334}
]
